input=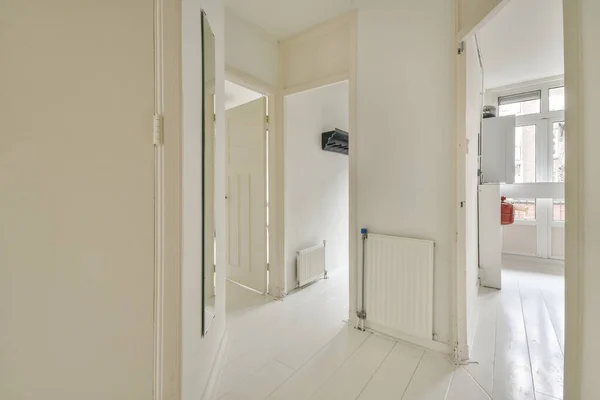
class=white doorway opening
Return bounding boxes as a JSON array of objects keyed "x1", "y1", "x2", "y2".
[
  {"x1": 283, "y1": 81, "x2": 350, "y2": 296},
  {"x1": 458, "y1": 0, "x2": 566, "y2": 398}
]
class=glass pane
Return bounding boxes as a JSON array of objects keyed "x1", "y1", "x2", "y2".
[
  {"x1": 508, "y1": 198, "x2": 536, "y2": 221},
  {"x1": 553, "y1": 121, "x2": 565, "y2": 182},
  {"x1": 553, "y1": 200, "x2": 566, "y2": 221},
  {"x1": 549, "y1": 87, "x2": 565, "y2": 111},
  {"x1": 498, "y1": 99, "x2": 541, "y2": 116},
  {"x1": 515, "y1": 125, "x2": 536, "y2": 183}
]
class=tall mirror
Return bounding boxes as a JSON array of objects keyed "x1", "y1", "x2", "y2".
[{"x1": 202, "y1": 10, "x2": 216, "y2": 336}]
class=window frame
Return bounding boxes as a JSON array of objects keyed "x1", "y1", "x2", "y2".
[{"x1": 498, "y1": 90, "x2": 542, "y2": 117}]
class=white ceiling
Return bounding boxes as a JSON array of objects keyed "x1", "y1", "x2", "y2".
[
  {"x1": 477, "y1": 0, "x2": 564, "y2": 89},
  {"x1": 225, "y1": 80, "x2": 263, "y2": 110},
  {"x1": 224, "y1": 0, "x2": 357, "y2": 39}
]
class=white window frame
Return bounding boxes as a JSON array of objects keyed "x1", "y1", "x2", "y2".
[{"x1": 487, "y1": 77, "x2": 565, "y2": 260}]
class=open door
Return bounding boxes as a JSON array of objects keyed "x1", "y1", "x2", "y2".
[{"x1": 226, "y1": 97, "x2": 267, "y2": 293}]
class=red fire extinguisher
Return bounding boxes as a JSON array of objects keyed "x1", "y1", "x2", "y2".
[{"x1": 501, "y1": 196, "x2": 515, "y2": 225}]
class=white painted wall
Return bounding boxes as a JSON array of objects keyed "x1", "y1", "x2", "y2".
[
  {"x1": 503, "y1": 224, "x2": 538, "y2": 256},
  {"x1": 565, "y1": 2, "x2": 600, "y2": 396},
  {"x1": 225, "y1": 9, "x2": 278, "y2": 87},
  {"x1": 465, "y1": 36, "x2": 482, "y2": 347},
  {"x1": 280, "y1": 13, "x2": 354, "y2": 92},
  {"x1": 0, "y1": 1, "x2": 155, "y2": 399},
  {"x1": 284, "y1": 82, "x2": 349, "y2": 292},
  {"x1": 223, "y1": 0, "x2": 356, "y2": 39},
  {"x1": 356, "y1": 0, "x2": 455, "y2": 345},
  {"x1": 458, "y1": 0, "x2": 507, "y2": 37},
  {"x1": 182, "y1": 0, "x2": 228, "y2": 398},
  {"x1": 551, "y1": 226, "x2": 565, "y2": 258},
  {"x1": 225, "y1": 80, "x2": 263, "y2": 110}
]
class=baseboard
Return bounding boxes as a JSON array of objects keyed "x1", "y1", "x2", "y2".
[
  {"x1": 363, "y1": 321, "x2": 453, "y2": 355},
  {"x1": 456, "y1": 343, "x2": 470, "y2": 362},
  {"x1": 202, "y1": 330, "x2": 229, "y2": 400}
]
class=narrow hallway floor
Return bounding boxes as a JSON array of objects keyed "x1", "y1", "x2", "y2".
[{"x1": 218, "y1": 257, "x2": 564, "y2": 400}]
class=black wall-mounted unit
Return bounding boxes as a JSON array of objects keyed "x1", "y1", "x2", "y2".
[{"x1": 321, "y1": 128, "x2": 349, "y2": 155}]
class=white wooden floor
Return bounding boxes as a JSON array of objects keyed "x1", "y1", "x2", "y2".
[{"x1": 218, "y1": 256, "x2": 564, "y2": 400}]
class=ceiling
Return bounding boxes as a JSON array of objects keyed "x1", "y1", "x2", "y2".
[
  {"x1": 477, "y1": 0, "x2": 564, "y2": 89},
  {"x1": 224, "y1": 0, "x2": 357, "y2": 39},
  {"x1": 225, "y1": 80, "x2": 263, "y2": 110}
]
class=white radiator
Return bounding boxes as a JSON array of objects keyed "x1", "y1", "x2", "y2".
[
  {"x1": 363, "y1": 233, "x2": 434, "y2": 341},
  {"x1": 296, "y1": 241, "x2": 326, "y2": 287}
]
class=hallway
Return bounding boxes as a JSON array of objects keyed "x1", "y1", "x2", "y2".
[{"x1": 218, "y1": 257, "x2": 564, "y2": 400}]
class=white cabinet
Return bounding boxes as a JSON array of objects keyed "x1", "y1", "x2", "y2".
[
  {"x1": 479, "y1": 184, "x2": 502, "y2": 289},
  {"x1": 481, "y1": 116, "x2": 516, "y2": 184}
]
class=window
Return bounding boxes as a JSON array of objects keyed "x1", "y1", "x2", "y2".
[
  {"x1": 553, "y1": 200, "x2": 566, "y2": 221},
  {"x1": 499, "y1": 90, "x2": 541, "y2": 116},
  {"x1": 515, "y1": 125, "x2": 536, "y2": 183},
  {"x1": 549, "y1": 87, "x2": 565, "y2": 111},
  {"x1": 508, "y1": 198, "x2": 536, "y2": 221},
  {"x1": 552, "y1": 121, "x2": 565, "y2": 182}
]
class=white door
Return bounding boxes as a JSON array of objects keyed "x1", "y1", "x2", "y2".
[
  {"x1": 1, "y1": 0, "x2": 154, "y2": 397},
  {"x1": 226, "y1": 97, "x2": 268, "y2": 292}
]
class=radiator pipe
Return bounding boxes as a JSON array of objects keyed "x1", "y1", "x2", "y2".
[{"x1": 356, "y1": 228, "x2": 368, "y2": 331}]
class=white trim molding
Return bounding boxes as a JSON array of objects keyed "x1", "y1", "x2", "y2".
[
  {"x1": 563, "y1": 0, "x2": 583, "y2": 398},
  {"x1": 201, "y1": 333, "x2": 229, "y2": 400},
  {"x1": 154, "y1": 0, "x2": 182, "y2": 399}
]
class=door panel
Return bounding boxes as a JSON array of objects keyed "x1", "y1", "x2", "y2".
[
  {"x1": 226, "y1": 98, "x2": 267, "y2": 292},
  {"x1": 0, "y1": 1, "x2": 154, "y2": 398}
]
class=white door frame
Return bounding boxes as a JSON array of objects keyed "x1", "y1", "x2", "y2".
[
  {"x1": 273, "y1": 15, "x2": 358, "y2": 302},
  {"x1": 455, "y1": 1, "x2": 582, "y2": 398},
  {"x1": 154, "y1": 0, "x2": 182, "y2": 398}
]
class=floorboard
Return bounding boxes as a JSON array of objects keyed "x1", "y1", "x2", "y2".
[
  {"x1": 219, "y1": 257, "x2": 564, "y2": 400},
  {"x1": 357, "y1": 341, "x2": 424, "y2": 400},
  {"x1": 265, "y1": 326, "x2": 369, "y2": 400},
  {"x1": 401, "y1": 351, "x2": 455, "y2": 400},
  {"x1": 310, "y1": 334, "x2": 395, "y2": 400}
]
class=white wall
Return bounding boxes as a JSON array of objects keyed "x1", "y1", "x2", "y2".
[
  {"x1": 284, "y1": 82, "x2": 349, "y2": 292},
  {"x1": 551, "y1": 226, "x2": 565, "y2": 258},
  {"x1": 458, "y1": 0, "x2": 507, "y2": 37},
  {"x1": 0, "y1": 1, "x2": 155, "y2": 399},
  {"x1": 503, "y1": 224, "x2": 538, "y2": 256},
  {"x1": 225, "y1": 9, "x2": 278, "y2": 88},
  {"x1": 225, "y1": 80, "x2": 263, "y2": 110},
  {"x1": 565, "y1": 1, "x2": 600, "y2": 396},
  {"x1": 280, "y1": 13, "x2": 355, "y2": 92},
  {"x1": 182, "y1": 0, "x2": 227, "y2": 398},
  {"x1": 356, "y1": 0, "x2": 456, "y2": 345},
  {"x1": 465, "y1": 36, "x2": 482, "y2": 348}
]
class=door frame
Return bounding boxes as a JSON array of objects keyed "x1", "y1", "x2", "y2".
[
  {"x1": 455, "y1": 1, "x2": 583, "y2": 398},
  {"x1": 272, "y1": 12, "x2": 358, "y2": 306},
  {"x1": 225, "y1": 66, "x2": 279, "y2": 296},
  {"x1": 154, "y1": 0, "x2": 182, "y2": 398}
]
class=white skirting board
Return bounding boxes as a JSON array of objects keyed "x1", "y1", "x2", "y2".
[{"x1": 202, "y1": 333, "x2": 229, "y2": 400}]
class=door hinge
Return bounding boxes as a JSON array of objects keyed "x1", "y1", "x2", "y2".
[
  {"x1": 153, "y1": 114, "x2": 163, "y2": 145},
  {"x1": 457, "y1": 41, "x2": 465, "y2": 55},
  {"x1": 265, "y1": 115, "x2": 269, "y2": 131}
]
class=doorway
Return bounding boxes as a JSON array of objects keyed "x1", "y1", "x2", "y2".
[
  {"x1": 459, "y1": 0, "x2": 566, "y2": 398},
  {"x1": 283, "y1": 81, "x2": 350, "y2": 297}
]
